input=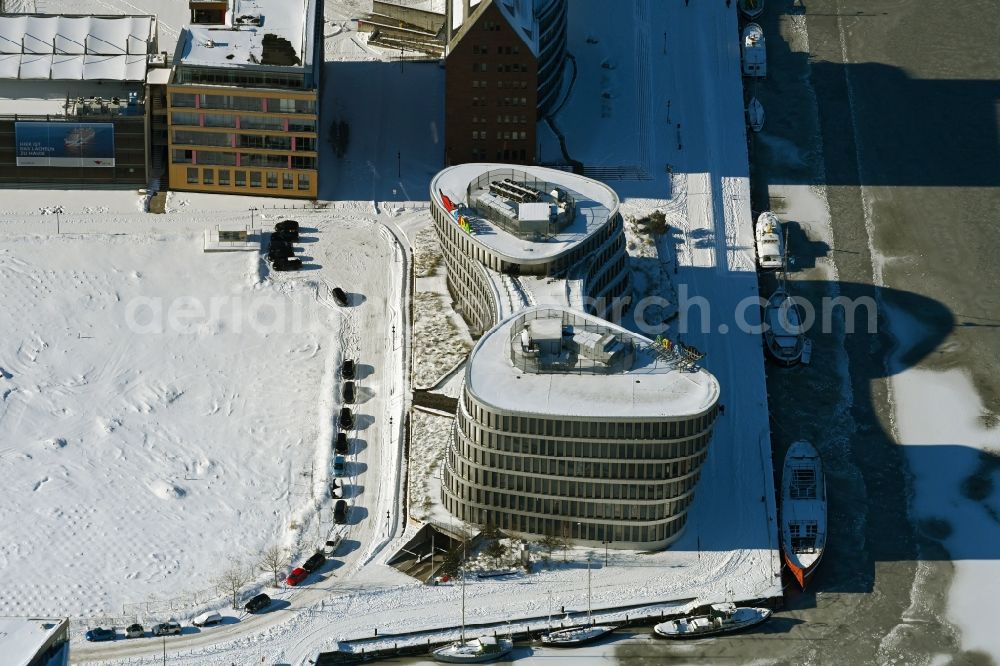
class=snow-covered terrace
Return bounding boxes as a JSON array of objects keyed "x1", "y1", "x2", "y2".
[
  {"x1": 468, "y1": 307, "x2": 719, "y2": 418},
  {"x1": 175, "y1": 0, "x2": 313, "y2": 69},
  {"x1": 432, "y1": 163, "x2": 617, "y2": 265}
]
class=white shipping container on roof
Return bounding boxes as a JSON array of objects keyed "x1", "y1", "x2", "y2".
[
  {"x1": 83, "y1": 54, "x2": 124, "y2": 80},
  {"x1": 0, "y1": 53, "x2": 19, "y2": 77},
  {"x1": 0, "y1": 17, "x2": 25, "y2": 53},
  {"x1": 51, "y1": 53, "x2": 83, "y2": 79},
  {"x1": 56, "y1": 16, "x2": 91, "y2": 54},
  {"x1": 18, "y1": 53, "x2": 53, "y2": 79}
]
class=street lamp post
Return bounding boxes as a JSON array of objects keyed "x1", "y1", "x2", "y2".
[{"x1": 602, "y1": 538, "x2": 612, "y2": 567}]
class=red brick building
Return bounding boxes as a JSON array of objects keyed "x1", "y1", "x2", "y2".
[{"x1": 444, "y1": 0, "x2": 567, "y2": 166}]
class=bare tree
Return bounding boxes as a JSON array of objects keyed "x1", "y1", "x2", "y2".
[
  {"x1": 484, "y1": 539, "x2": 507, "y2": 569},
  {"x1": 258, "y1": 546, "x2": 288, "y2": 588},
  {"x1": 216, "y1": 563, "x2": 252, "y2": 610},
  {"x1": 538, "y1": 534, "x2": 561, "y2": 566}
]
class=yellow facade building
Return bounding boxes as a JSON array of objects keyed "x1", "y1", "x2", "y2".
[{"x1": 166, "y1": 0, "x2": 322, "y2": 198}]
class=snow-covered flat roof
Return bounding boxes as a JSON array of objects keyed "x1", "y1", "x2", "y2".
[
  {"x1": 0, "y1": 15, "x2": 155, "y2": 81},
  {"x1": 0, "y1": 616, "x2": 66, "y2": 666},
  {"x1": 466, "y1": 307, "x2": 720, "y2": 419},
  {"x1": 176, "y1": 0, "x2": 314, "y2": 70},
  {"x1": 432, "y1": 163, "x2": 619, "y2": 265}
]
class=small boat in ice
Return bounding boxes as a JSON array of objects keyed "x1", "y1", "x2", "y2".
[
  {"x1": 433, "y1": 566, "x2": 513, "y2": 663},
  {"x1": 433, "y1": 636, "x2": 513, "y2": 663},
  {"x1": 738, "y1": 0, "x2": 765, "y2": 19},
  {"x1": 755, "y1": 211, "x2": 783, "y2": 269},
  {"x1": 747, "y1": 97, "x2": 764, "y2": 132},
  {"x1": 653, "y1": 603, "x2": 771, "y2": 639},
  {"x1": 781, "y1": 440, "x2": 827, "y2": 589},
  {"x1": 741, "y1": 23, "x2": 766, "y2": 78},
  {"x1": 764, "y1": 284, "x2": 806, "y2": 366},
  {"x1": 540, "y1": 559, "x2": 617, "y2": 646},
  {"x1": 542, "y1": 624, "x2": 615, "y2": 647}
]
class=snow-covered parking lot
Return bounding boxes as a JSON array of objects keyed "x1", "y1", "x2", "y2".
[
  {"x1": 0, "y1": 231, "x2": 337, "y2": 617},
  {"x1": 0, "y1": 200, "x2": 411, "y2": 624}
]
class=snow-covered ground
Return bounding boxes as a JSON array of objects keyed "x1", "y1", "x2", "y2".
[
  {"x1": 0, "y1": 230, "x2": 335, "y2": 618},
  {"x1": 407, "y1": 409, "x2": 451, "y2": 521},
  {"x1": 0, "y1": 0, "x2": 783, "y2": 663},
  {"x1": 411, "y1": 225, "x2": 473, "y2": 389},
  {"x1": 0, "y1": 183, "x2": 416, "y2": 658}
]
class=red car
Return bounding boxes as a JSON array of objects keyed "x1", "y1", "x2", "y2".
[{"x1": 286, "y1": 567, "x2": 309, "y2": 586}]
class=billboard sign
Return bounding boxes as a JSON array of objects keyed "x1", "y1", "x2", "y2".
[{"x1": 15, "y1": 122, "x2": 116, "y2": 167}]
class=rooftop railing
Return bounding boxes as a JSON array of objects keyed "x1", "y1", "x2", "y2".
[{"x1": 465, "y1": 168, "x2": 576, "y2": 241}]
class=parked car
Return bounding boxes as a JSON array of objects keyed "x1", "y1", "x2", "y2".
[
  {"x1": 342, "y1": 358, "x2": 356, "y2": 379},
  {"x1": 340, "y1": 407, "x2": 354, "y2": 430},
  {"x1": 193, "y1": 611, "x2": 222, "y2": 627},
  {"x1": 275, "y1": 220, "x2": 299, "y2": 235},
  {"x1": 343, "y1": 381, "x2": 356, "y2": 404},
  {"x1": 273, "y1": 221, "x2": 299, "y2": 241},
  {"x1": 268, "y1": 237, "x2": 293, "y2": 256},
  {"x1": 324, "y1": 536, "x2": 342, "y2": 556},
  {"x1": 152, "y1": 621, "x2": 182, "y2": 637},
  {"x1": 125, "y1": 623, "x2": 144, "y2": 639},
  {"x1": 329, "y1": 479, "x2": 342, "y2": 498},
  {"x1": 302, "y1": 551, "x2": 326, "y2": 572},
  {"x1": 335, "y1": 432, "x2": 349, "y2": 455},
  {"x1": 272, "y1": 256, "x2": 302, "y2": 271},
  {"x1": 331, "y1": 287, "x2": 349, "y2": 306},
  {"x1": 334, "y1": 499, "x2": 348, "y2": 524},
  {"x1": 333, "y1": 454, "x2": 346, "y2": 477},
  {"x1": 85, "y1": 627, "x2": 116, "y2": 642},
  {"x1": 286, "y1": 567, "x2": 308, "y2": 586},
  {"x1": 244, "y1": 593, "x2": 271, "y2": 614}
]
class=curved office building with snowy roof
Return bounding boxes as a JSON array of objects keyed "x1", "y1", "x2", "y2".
[
  {"x1": 430, "y1": 163, "x2": 630, "y2": 336},
  {"x1": 430, "y1": 164, "x2": 721, "y2": 549},
  {"x1": 441, "y1": 307, "x2": 721, "y2": 549}
]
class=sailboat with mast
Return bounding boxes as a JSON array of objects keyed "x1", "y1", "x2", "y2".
[
  {"x1": 433, "y1": 564, "x2": 513, "y2": 663},
  {"x1": 540, "y1": 558, "x2": 617, "y2": 646}
]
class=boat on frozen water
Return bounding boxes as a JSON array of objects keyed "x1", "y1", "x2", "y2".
[
  {"x1": 653, "y1": 603, "x2": 771, "y2": 639},
  {"x1": 764, "y1": 284, "x2": 806, "y2": 366},
  {"x1": 755, "y1": 211, "x2": 783, "y2": 269},
  {"x1": 433, "y1": 636, "x2": 513, "y2": 663},
  {"x1": 738, "y1": 0, "x2": 765, "y2": 19},
  {"x1": 747, "y1": 96, "x2": 764, "y2": 132},
  {"x1": 741, "y1": 23, "x2": 766, "y2": 78},
  {"x1": 433, "y1": 563, "x2": 513, "y2": 663},
  {"x1": 540, "y1": 559, "x2": 617, "y2": 646},
  {"x1": 541, "y1": 624, "x2": 616, "y2": 646},
  {"x1": 781, "y1": 440, "x2": 827, "y2": 589}
]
